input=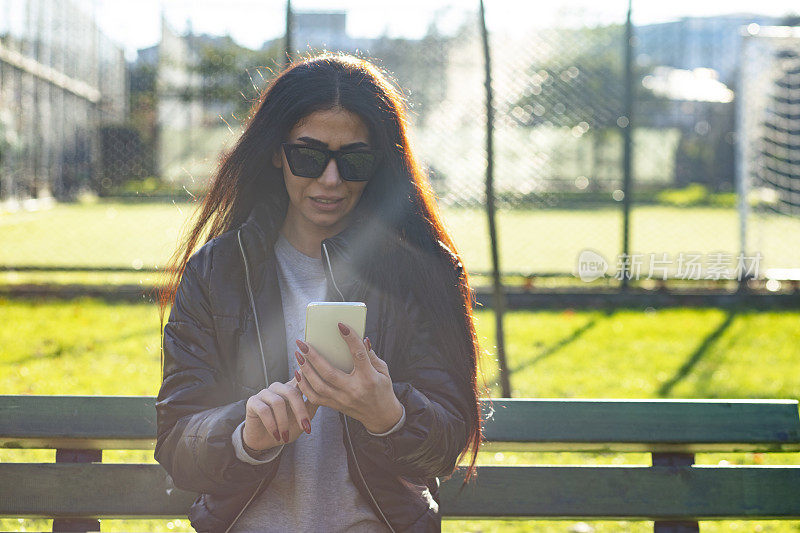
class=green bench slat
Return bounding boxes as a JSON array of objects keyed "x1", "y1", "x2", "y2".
[
  {"x1": 2, "y1": 463, "x2": 799, "y2": 520},
  {"x1": 443, "y1": 465, "x2": 800, "y2": 519},
  {"x1": 481, "y1": 398, "x2": 800, "y2": 453},
  {"x1": 2, "y1": 396, "x2": 799, "y2": 452},
  {"x1": 0, "y1": 396, "x2": 157, "y2": 450},
  {"x1": 0, "y1": 463, "x2": 195, "y2": 518}
]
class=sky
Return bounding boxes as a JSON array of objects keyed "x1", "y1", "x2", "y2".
[{"x1": 77, "y1": 0, "x2": 800, "y2": 61}]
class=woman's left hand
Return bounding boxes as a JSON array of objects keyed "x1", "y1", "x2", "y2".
[{"x1": 294, "y1": 323, "x2": 404, "y2": 434}]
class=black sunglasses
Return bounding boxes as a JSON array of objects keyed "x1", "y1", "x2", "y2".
[{"x1": 281, "y1": 143, "x2": 381, "y2": 182}]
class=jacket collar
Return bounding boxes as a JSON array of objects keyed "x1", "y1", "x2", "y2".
[{"x1": 237, "y1": 194, "x2": 384, "y2": 300}]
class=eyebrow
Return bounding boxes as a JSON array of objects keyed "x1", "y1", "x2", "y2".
[{"x1": 296, "y1": 136, "x2": 369, "y2": 150}]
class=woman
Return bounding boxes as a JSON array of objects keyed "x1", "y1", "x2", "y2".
[{"x1": 155, "y1": 53, "x2": 482, "y2": 533}]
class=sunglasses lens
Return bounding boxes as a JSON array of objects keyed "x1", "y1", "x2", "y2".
[
  {"x1": 284, "y1": 144, "x2": 377, "y2": 181},
  {"x1": 338, "y1": 152, "x2": 376, "y2": 181},
  {"x1": 288, "y1": 146, "x2": 328, "y2": 177}
]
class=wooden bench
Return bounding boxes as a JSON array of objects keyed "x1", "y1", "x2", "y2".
[{"x1": 1, "y1": 396, "x2": 799, "y2": 532}]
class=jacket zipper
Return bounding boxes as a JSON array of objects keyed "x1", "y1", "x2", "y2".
[
  {"x1": 321, "y1": 241, "x2": 396, "y2": 533},
  {"x1": 224, "y1": 475, "x2": 269, "y2": 533},
  {"x1": 224, "y1": 230, "x2": 273, "y2": 533},
  {"x1": 237, "y1": 230, "x2": 269, "y2": 387}
]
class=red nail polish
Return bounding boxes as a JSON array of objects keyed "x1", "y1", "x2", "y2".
[
  {"x1": 296, "y1": 339, "x2": 309, "y2": 354},
  {"x1": 295, "y1": 350, "x2": 305, "y2": 365},
  {"x1": 295, "y1": 369, "x2": 302, "y2": 383},
  {"x1": 302, "y1": 419, "x2": 311, "y2": 434},
  {"x1": 282, "y1": 431, "x2": 290, "y2": 443},
  {"x1": 338, "y1": 322, "x2": 350, "y2": 335},
  {"x1": 273, "y1": 429, "x2": 281, "y2": 441},
  {"x1": 365, "y1": 337, "x2": 371, "y2": 351}
]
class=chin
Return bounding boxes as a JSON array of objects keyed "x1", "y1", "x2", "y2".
[{"x1": 305, "y1": 211, "x2": 347, "y2": 228}]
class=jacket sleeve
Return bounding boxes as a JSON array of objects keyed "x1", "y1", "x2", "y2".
[
  {"x1": 347, "y1": 292, "x2": 471, "y2": 479},
  {"x1": 154, "y1": 256, "x2": 282, "y2": 496}
]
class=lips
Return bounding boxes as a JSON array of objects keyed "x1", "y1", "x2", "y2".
[
  {"x1": 311, "y1": 196, "x2": 344, "y2": 204},
  {"x1": 309, "y1": 196, "x2": 345, "y2": 210}
]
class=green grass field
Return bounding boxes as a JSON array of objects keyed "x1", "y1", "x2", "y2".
[
  {"x1": 1, "y1": 298, "x2": 799, "y2": 532},
  {"x1": 2, "y1": 198, "x2": 798, "y2": 531},
  {"x1": 2, "y1": 199, "x2": 799, "y2": 277}
]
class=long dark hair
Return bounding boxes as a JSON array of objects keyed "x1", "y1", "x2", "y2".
[{"x1": 158, "y1": 52, "x2": 482, "y2": 481}]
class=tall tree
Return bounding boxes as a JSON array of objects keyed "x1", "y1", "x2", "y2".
[{"x1": 194, "y1": 36, "x2": 283, "y2": 121}]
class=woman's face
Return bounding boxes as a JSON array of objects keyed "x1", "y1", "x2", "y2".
[{"x1": 275, "y1": 107, "x2": 371, "y2": 238}]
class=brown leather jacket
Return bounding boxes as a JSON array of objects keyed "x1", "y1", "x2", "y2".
[{"x1": 154, "y1": 196, "x2": 471, "y2": 532}]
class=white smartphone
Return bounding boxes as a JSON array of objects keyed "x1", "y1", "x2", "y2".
[{"x1": 305, "y1": 302, "x2": 367, "y2": 373}]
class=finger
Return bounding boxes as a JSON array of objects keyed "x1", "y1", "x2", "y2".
[
  {"x1": 297, "y1": 350, "x2": 338, "y2": 403},
  {"x1": 297, "y1": 373, "x2": 327, "y2": 420},
  {"x1": 276, "y1": 379, "x2": 312, "y2": 435},
  {"x1": 297, "y1": 370, "x2": 322, "y2": 406},
  {"x1": 364, "y1": 338, "x2": 388, "y2": 374},
  {"x1": 296, "y1": 373, "x2": 321, "y2": 414},
  {"x1": 300, "y1": 341, "x2": 348, "y2": 389},
  {"x1": 247, "y1": 396, "x2": 280, "y2": 443},
  {"x1": 259, "y1": 389, "x2": 290, "y2": 443},
  {"x1": 368, "y1": 349, "x2": 390, "y2": 378},
  {"x1": 338, "y1": 322, "x2": 371, "y2": 374}
]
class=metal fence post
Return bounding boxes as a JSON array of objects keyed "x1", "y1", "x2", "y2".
[
  {"x1": 284, "y1": 0, "x2": 293, "y2": 66},
  {"x1": 479, "y1": 0, "x2": 511, "y2": 398},
  {"x1": 621, "y1": 0, "x2": 634, "y2": 289}
]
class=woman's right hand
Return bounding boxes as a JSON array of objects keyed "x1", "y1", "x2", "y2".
[{"x1": 243, "y1": 376, "x2": 318, "y2": 452}]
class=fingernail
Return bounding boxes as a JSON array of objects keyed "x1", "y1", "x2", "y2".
[
  {"x1": 295, "y1": 369, "x2": 302, "y2": 383},
  {"x1": 273, "y1": 429, "x2": 281, "y2": 441},
  {"x1": 338, "y1": 322, "x2": 350, "y2": 335},
  {"x1": 282, "y1": 431, "x2": 290, "y2": 443},
  {"x1": 302, "y1": 419, "x2": 311, "y2": 434},
  {"x1": 365, "y1": 337, "x2": 371, "y2": 351},
  {"x1": 295, "y1": 339, "x2": 309, "y2": 354},
  {"x1": 295, "y1": 350, "x2": 305, "y2": 365}
]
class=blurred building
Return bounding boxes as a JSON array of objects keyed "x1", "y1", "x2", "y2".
[
  {"x1": 0, "y1": 0, "x2": 127, "y2": 203},
  {"x1": 262, "y1": 10, "x2": 371, "y2": 55},
  {"x1": 636, "y1": 14, "x2": 780, "y2": 86},
  {"x1": 293, "y1": 11, "x2": 356, "y2": 52},
  {"x1": 634, "y1": 14, "x2": 788, "y2": 191},
  {"x1": 289, "y1": 10, "x2": 449, "y2": 125},
  {"x1": 133, "y1": 18, "x2": 279, "y2": 184},
  {"x1": 142, "y1": 16, "x2": 205, "y2": 182}
]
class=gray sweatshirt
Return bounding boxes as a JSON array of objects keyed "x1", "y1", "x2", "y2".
[{"x1": 229, "y1": 232, "x2": 395, "y2": 532}]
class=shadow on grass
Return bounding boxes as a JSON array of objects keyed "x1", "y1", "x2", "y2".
[
  {"x1": 511, "y1": 312, "x2": 609, "y2": 373},
  {"x1": 657, "y1": 309, "x2": 737, "y2": 398}
]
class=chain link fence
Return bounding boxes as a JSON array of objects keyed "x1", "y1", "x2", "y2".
[
  {"x1": 0, "y1": 0, "x2": 126, "y2": 200},
  {"x1": 1, "y1": 0, "x2": 799, "y2": 292}
]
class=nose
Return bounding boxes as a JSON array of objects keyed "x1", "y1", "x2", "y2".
[{"x1": 317, "y1": 158, "x2": 343, "y2": 187}]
